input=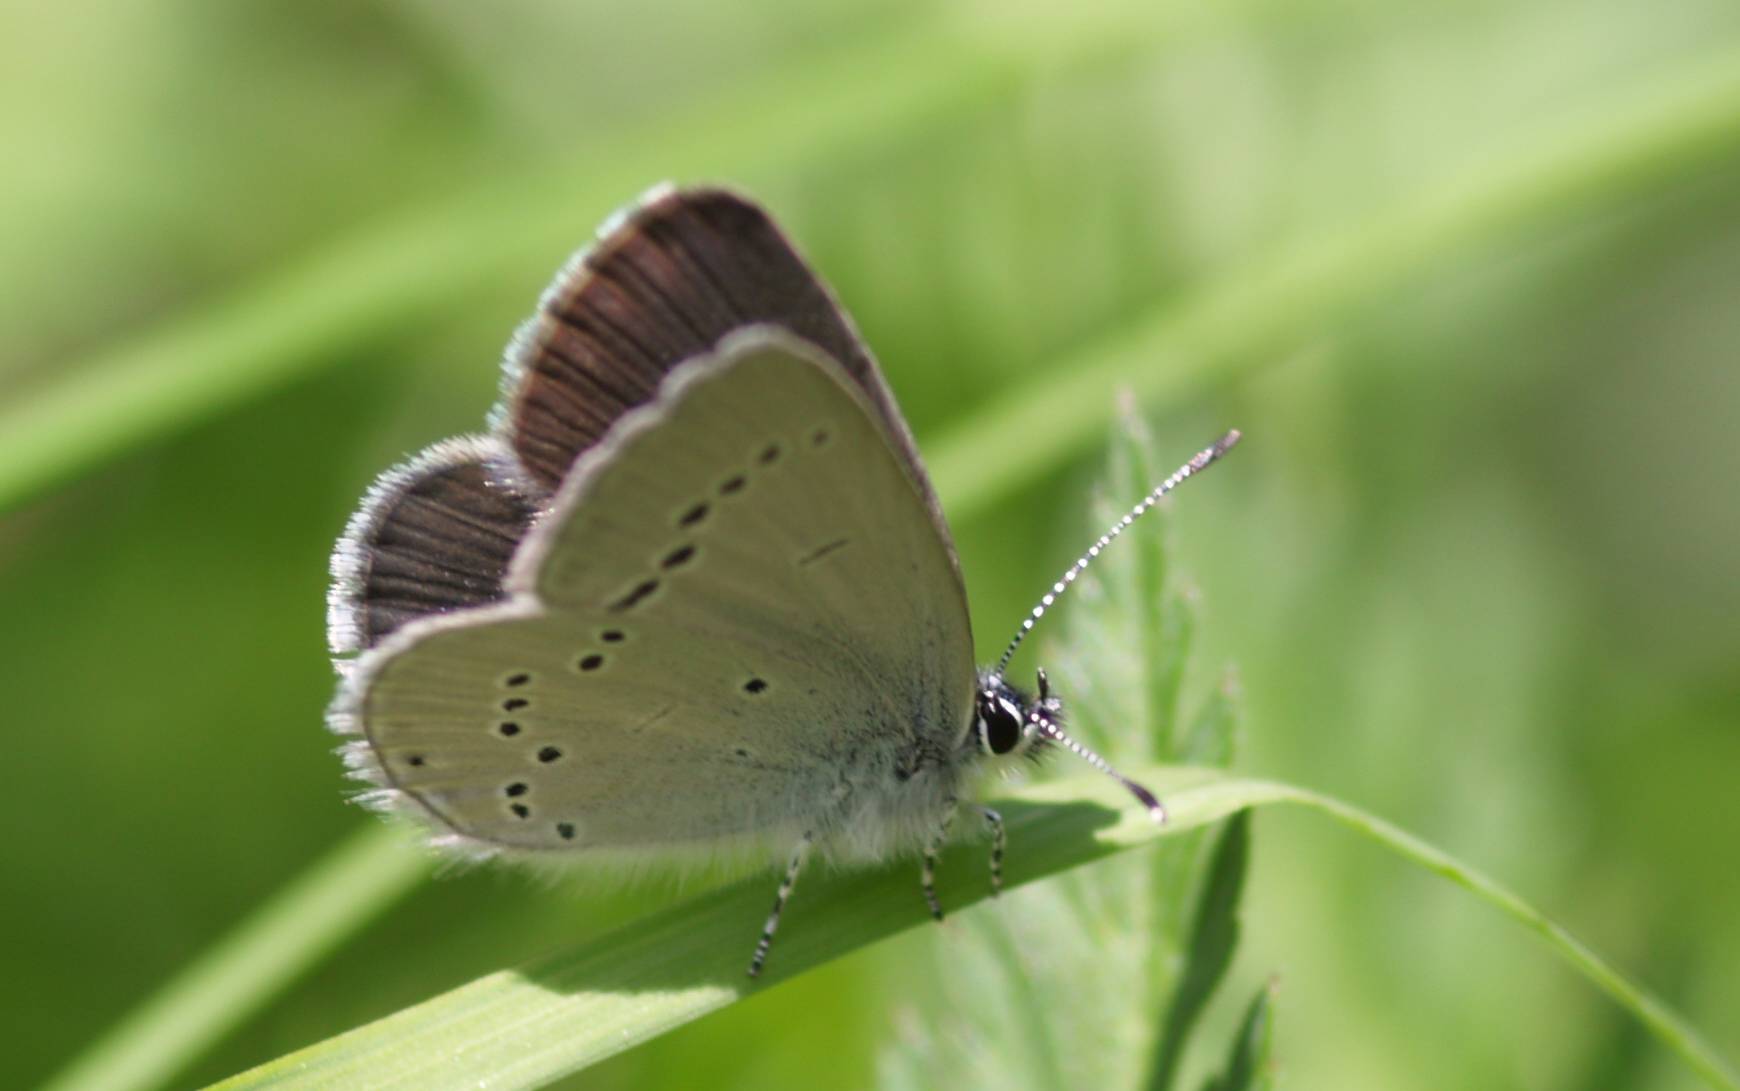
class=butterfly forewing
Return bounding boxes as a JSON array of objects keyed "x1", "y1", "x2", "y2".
[
  {"x1": 504, "y1": 187, "x2": 945, "y2": 527},
  {"x1": 349, "y1": 330, "x2": 975, "y2": 857}
]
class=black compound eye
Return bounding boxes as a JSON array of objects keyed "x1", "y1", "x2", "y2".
[{"x1": 978, "y1": 691, "x2": 1025, "y2": 756}]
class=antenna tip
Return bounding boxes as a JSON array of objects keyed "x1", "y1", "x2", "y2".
[
  {"x1": 1122, "y1": 777, "x2": 1169, "y2": 824},
  {"x1": 1187, "y1": 430, "x2": 1242, "y2": 473},
  {"x1": 1204, "y1": 431, "x2": 1245, "y2": 459}
]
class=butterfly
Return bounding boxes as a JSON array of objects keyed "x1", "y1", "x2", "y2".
[{"x1": 326, "y1": 183, "x2": 1238, "y2": 976}]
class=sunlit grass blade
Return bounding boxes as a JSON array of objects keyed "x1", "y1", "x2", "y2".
[
  {"x1": 204, "y1": 771, "x2": 1735, "y2": 1091},
  {"x1": 211, "y1": 769, "x2": 1234, "y2": 1091}
]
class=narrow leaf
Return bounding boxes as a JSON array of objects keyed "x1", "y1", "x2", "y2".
[
  {"x1": 206, "y1": 773, "x2": 1736, "y2": 1091},
  {"x1": 1148, "y1": 809, "x2": 1253, "y2": 1091},
  {"x1": 1201, "y1": 980, "x2": 1278, "y2": 1091}
]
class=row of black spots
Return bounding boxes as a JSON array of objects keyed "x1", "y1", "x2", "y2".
[
  {"x1": 603, "y1": 532, "x2": 699, "y2": 617},
  {"x1": 578, "y1": 630, "x2": 627, "y2": 670},
  {"x1": 496, "y1": 673, "x2": 535, "y2": 736},
  {"x1": 622, "y1": 425, "x2": 827, "y2": 615},
  {"x1": 571, "y1": 626, "x2": 627, "y2": 675},
  {"x1": 664, "y1": 427, "x2": 823, "y2": 533},
  {"x1": 717, "y1": 434, "x2": 790, "y2": 496},
  {"x1": 499, "y1": 783, "x2": 574, "y2": 838},
  {"x1": 499, "y1": 760, "x2": 571, "y2": 830},
  {"x1": 720, "y1": 437, "x2": 787, "y2": 498}
]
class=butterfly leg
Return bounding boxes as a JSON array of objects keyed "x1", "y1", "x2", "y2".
[
  {"x1": 980, "y1": 806, "x2": 1005, "y2": 897},
  {"x1": 921, "y1": 802, "x2": 958, "y2": 921},
  {"x1": 748, "y1": 831, "x2": 814, "y2": 978}
]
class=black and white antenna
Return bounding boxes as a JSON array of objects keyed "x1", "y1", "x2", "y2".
[
  {"x1": 995, "y1": 429, "x2": 1241, "y2": 677},
  {"x1": 1025, "y1": 668, "x2": 1169, "y2": 821}
]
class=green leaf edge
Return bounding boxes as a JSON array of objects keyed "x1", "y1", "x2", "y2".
[{"x1": 187, "y1": 770, "x2": 1736, "y2": 1091}]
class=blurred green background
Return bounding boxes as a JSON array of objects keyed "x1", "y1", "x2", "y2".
[{"x1": 5, "y1": 0, "x2": 1738, "y2": 1088}]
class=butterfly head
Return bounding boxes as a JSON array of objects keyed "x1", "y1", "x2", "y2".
[
  {"x1": 971, "y1": 666, "x2": 1165, "y2": 821},
  {"x1": 971, "y1": 670, "x2": 1058, "y2": 761}
]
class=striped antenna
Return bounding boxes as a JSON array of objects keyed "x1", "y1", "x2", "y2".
[
  {"x1": 1028, "y1": 667, "x2": 1167, "y2": 823},
  {"x1": 994, "y1": 429, "x2": 1242, "y2": 676}
]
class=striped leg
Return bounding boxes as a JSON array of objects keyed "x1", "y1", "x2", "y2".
[
  {"x1": 980, "y1": 806, "x2": 1005, "y2": 897},
  {"x1": 921, "y1": 805, "x2": 957, "y2": 921},
  {"x1": 748, "y1": 832, "x2": 813, "y2": 978}
]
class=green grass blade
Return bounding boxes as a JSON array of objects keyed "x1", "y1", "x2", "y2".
[
  {"x1": 206, "y1": 771, "x2": 1735, "y2": 1091},
  {"x1": 1148, "y1": 809, "x2": 1253, "y2": 1091},
  {"x1": 210, "y1": 769, "x2": 1236, "y2": 1091},
  {"x1": 1283, "y1": 785, "x2": 1740, "y2": 1091},
  {"x1": 1201, "y1": 980, "x2": 1278, "y2": 1091},
  {"x1": 40, "y1": 826, "x2": 428, "y2": 1091}
]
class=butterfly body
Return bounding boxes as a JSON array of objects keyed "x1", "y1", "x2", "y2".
[{"x1": 329, "y1": 183, "x2": 1231, "y2": 974}]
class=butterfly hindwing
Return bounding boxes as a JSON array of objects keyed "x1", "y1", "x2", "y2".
[
  {"x1": 327, "y1": 437, "x2": 540, "y2": 654},
  {"x1": 342, "y1": 329, "x2": 976, "y2": 859}
]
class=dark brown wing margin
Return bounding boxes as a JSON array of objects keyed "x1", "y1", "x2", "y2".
[
  {"x1": 499, "y1": 186, "x2": 938, "y2": 515},
  {"x1": 328, "y1": 437, "x2": 539, "y2": 654}
]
